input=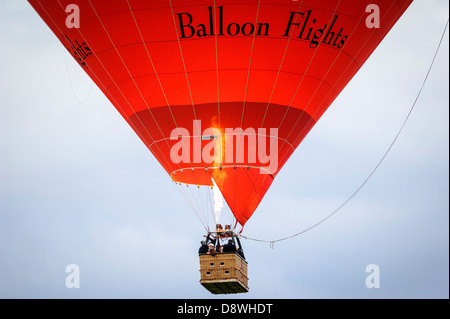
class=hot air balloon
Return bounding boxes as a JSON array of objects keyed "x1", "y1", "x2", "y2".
[{"x1": 29, "y1": 0, "x2": 412, "y2": 294}]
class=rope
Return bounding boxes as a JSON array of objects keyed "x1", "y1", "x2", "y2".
[
  {"x1": 64, "y1": 49, "x2": 94, "y2": 104},
  {"x1": 242, "y1": 18, "x2": 449, "y2": 246}
]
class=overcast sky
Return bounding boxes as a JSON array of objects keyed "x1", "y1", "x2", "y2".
[{"x1": 0, "y1": 0, "x2": 448, "y2": 299}]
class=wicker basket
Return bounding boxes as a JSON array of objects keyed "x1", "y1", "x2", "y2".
[{"x1": 199, "y1": 253, "x2": 249, "y2": 294}]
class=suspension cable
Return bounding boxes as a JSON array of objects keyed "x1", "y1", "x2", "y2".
[
  {"x1": 64, "y1": 49, "x2": 94, "y2": 104},
  {"x1": 242, "y1": 18, "x2": 449, "y2": 246}
]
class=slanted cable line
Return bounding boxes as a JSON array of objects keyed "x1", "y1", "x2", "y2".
[
  {"x1": 242, "y1": 18, "x2": 449, "y2": 245},
  {"x1": 282, "y1": 0, "x2": 398, "y2": 162}
]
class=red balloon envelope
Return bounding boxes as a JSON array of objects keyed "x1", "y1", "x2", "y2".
[{"x1": 29, "y1": 0, "x2": 412, "y2": 227}]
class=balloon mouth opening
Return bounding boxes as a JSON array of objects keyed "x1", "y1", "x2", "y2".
[{"x1": 170, "y1": 165, "x2": 274, "y2": 187}]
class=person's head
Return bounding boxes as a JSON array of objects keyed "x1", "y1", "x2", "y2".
[
  {"x1": 201, "y1": 241, "x2": 206, "y2": 246},
  {"x1": 228, "y1": 239, "x2": 233, "y2": 244}
]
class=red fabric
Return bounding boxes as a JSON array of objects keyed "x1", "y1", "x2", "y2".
[{"x1": 29, "y1": 0, "x2": 412, "y2": 226}]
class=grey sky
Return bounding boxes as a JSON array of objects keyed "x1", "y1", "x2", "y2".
[{"x1": 0, "y1": 0, "x2": 448, "y2": 298}]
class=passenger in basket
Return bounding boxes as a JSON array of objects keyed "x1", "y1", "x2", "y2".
[
  {"x1": 207, "y1": 243, "x2": 217, "y2": 255},
  {"x1": 198, "y1": 240, "x2": 208, "y2": 255},
  {"x1": 222, "y1": 239, "x2": 237, "y2": 253}
]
